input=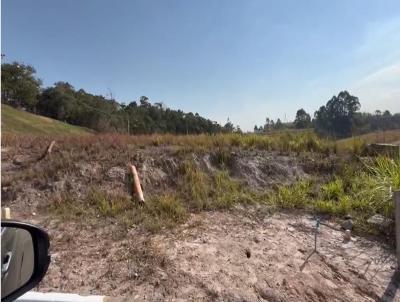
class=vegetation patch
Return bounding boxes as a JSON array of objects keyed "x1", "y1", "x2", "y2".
[{"x1": 1, "y1": 104, "x2": 92, "y2": 135}]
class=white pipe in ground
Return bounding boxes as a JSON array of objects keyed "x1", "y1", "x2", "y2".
[{"x1": 16, "y1": 292, "x2": 104, "y2": 302}]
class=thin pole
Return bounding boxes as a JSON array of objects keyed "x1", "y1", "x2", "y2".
[
  {"x1": 394, "y1": 191, "x2": 400, "y2": 268},
  {"x1": 314, "y1": 218, "x2": 320, "y2": 251}
]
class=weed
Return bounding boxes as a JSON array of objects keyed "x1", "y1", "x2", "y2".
[
  {"x1": 322, "y1": 178, "x2": 344, "y2": 200},
  {"x1": 271, "y1": 181, "x2": 311, "y2": 209},
  {"x1": 49, "y1": 192, "x2": 90, "y2": 218},
  {"x1": 212, "y1": 148, "x2": 234, "y2": 168},
  {"x1": 86, "y1": 189, "x2": 132, "y2": 217},
  {"x1": 178, "y1": 161, "x2": 211, "y2": 210},
  {"x1": 352, "y1": 138, "x2": 365, "y2": 155},
  {"x1": 142, "y1": 193, "x2": 188, "y2": 231},
  {"x1": 211, "y1": 170, "x2": 242, "y2": 209},
  {"x1": 366, "y1": 156, "x2": 400, "y2": 191}
]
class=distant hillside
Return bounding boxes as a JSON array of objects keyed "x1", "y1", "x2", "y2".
[
  {"x1": 336, "y1": 129, "x2": 400, "y2": 152},
  {"x1": 1, "y1": 104, "x2": 93, "y2": 135}
]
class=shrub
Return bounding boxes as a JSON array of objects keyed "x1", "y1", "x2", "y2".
[{"x1": 178, "y1": 161, "x2": 211, "y2": 210}]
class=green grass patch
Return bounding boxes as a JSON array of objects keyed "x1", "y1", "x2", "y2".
[
  {"x1": 321, "y1": 178, "x2": 344, "y2": 200},
  {"x1": 270, "y1": 181, "x2": 312, "y2": 209},
  {"x1": 1, "y1": 104, "x2": 93, "y2": 135}
]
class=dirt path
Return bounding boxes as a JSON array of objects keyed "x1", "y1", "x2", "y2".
[{"x1": 32, "y1": 208, "x2": 398, "y2": 301}]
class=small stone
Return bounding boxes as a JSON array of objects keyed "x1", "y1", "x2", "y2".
[
  {"x1": 51, "y1": 180, "x2": 66, "y2": 192},
  {"x1": 258, "y1": 287, "x2": 282, "y2": 302},
  {"x1": 253, "y1": 236, "x2": 261, "y2": 243},
  {"x1": 367, "y1": 214, "x2": 393, "y2": 229},
  {"x1": 343, "y1": 230, "x2": 351, "y2": 241},
  {"x1": 32, "y1": 212, "x2": 36, "y2": 216},
  {"x1": 106, "y1": 166, "x2": 126, "y2": 181},
  {"x1": 341, "y1": 219, "x2": 353, "y2": 230}
]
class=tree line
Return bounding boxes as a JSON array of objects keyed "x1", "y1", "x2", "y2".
[
  {"x1": 1, "y1": 62, "x2": 225, "y2": 134},
  {"x1": 255, "y1": 91, "x2": 400, "y2": 138},
  {"x1": 2, "y1": 61, "x2": 399, "y2": 137}
]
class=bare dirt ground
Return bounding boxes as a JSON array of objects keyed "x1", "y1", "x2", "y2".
[
  {"x1": 2, "y1": 143, "x2": 399, "y2": 301},
  {"x1": 12, "y1": 208, "x2": 397, "y2": 302}
]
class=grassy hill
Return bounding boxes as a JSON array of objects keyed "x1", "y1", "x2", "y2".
[
  {"x1": 1, "y1": 104, "x2": 93, "y2": 135},
  {"x1": 336, "y1": 129, "x2": 400, "y2": 152}
]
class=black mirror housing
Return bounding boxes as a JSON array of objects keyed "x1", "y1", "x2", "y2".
[{"x1": 1, "y1": 221, "x2": 50, "y2": 302}]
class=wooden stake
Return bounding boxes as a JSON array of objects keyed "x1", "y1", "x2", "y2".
[
  {"x1": 129, "y1": 165, "x2": 145, "y2": 203},
  {"x1": 38, "y1": 140, "x2": 56, "y2": 161}
]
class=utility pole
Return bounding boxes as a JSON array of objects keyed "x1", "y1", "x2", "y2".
[{"x1": 127, "y1": 118, "x2": 130, "y2": 135}]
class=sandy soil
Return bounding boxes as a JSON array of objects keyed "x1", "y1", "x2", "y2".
[{"x1": 27, "y1": 207, "x2": 397, "y2": 302}]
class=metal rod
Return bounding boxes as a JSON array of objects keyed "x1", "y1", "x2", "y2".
[
  {"x1": 314, "y1": 218, "x2": 320, "y2": 251},
  {"x1": 394, "y1": 191, "x2": 400, "y2": 269}
]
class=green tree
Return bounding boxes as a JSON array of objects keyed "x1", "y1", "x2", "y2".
[
  {"x1": 314, "y1": 91, "x2": 360, "y2": 138},
  {"x1": 7, "y1": 61, "x2": 224, "y2": 135},
  {"x1": 1, "y1": 62, "x2": 42, "y2": 111},
  {"x1": 274, "y1": 118, "x2": 284, "y2": 129},
  {"x1": 264, "y1": 117, "x2": 273, "y2": 132},
  {"x1": 223, "y1": 118, "x2": 234, "y2": 133},
  {"x1": 38, "y1": 82, "x2": 77, "y2": 121},
  {"x1": 294, "y1": 108, "x2": 311, "y2": 129}
]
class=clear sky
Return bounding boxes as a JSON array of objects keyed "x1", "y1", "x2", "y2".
[{"x1": 2, "y1": 0, "x2": 400, "y2": 131}]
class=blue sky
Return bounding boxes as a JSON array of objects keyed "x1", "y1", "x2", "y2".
[{"x1": 2, "y1": 0, "x2": 400, "y2": 131}]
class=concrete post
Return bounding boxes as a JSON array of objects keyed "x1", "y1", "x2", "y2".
[{"x1": 395, "y1": 191, "x2": 400, "y2": 269}]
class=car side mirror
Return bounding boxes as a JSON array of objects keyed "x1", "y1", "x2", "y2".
[{"x1": 1, "y1": 221, "x2": 50, "y2": 302}]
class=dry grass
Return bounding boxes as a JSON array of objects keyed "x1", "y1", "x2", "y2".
[
  {"x1": 6, "y1": 131, "x2": 399, "y2": 235},
  {"x1": 336, "y1": 129, "x2": 400, "y2": 153},
  {"x1": 2, "y1": 131, "x2": 335, "y2": 157}
]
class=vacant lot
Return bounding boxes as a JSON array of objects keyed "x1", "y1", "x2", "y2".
[{"x1": 2, "y1": 133, "x2": 399, "y2": 301}]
